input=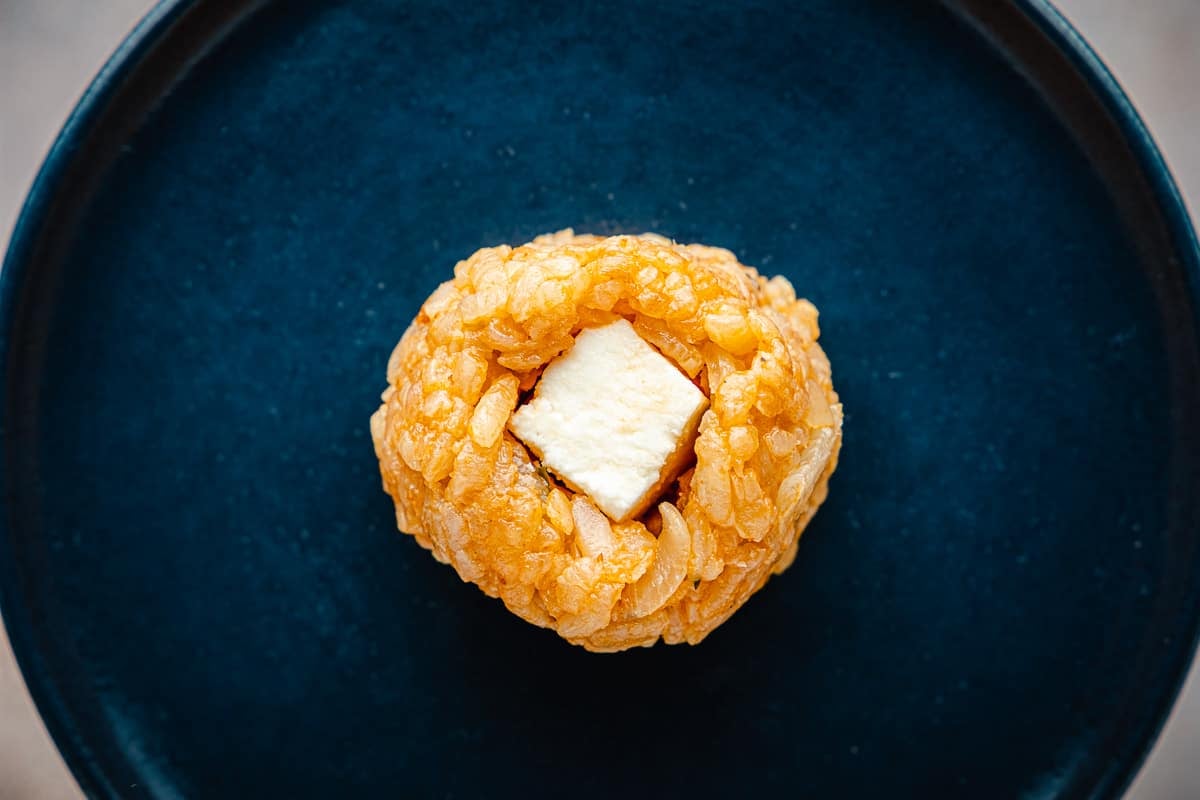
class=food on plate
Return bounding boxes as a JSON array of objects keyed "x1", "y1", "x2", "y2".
[
  {"x1": 370, "y1": 230, "x2": 841, "y2": 651},
  {"x1": 508, "y1": 317, "x2": 708, "y2": 523}
]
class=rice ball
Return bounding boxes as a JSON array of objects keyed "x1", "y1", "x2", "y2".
[{"x1": 370, "y1": 230, "x2": 841, "y2": 651}]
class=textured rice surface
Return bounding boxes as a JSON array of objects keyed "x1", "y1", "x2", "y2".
[{"x1": 371, "y1": 230, "x2": 842, "y2": 651}]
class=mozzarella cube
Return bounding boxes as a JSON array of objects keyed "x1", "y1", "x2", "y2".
[{"x1": 509, "y1": 319, "x2": 708, "y2": 521}]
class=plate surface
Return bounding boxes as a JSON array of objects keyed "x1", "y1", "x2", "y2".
[{"x1": 3, "y1": 0, "x2": 1200, "y2": 797}]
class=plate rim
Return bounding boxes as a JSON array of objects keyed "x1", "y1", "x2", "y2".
[
  {"x1": 979, "y1": 3, "x2": 1200, "y2": 794},
  {"x1": 1, "y1": 1, "x2": 1198, "y2": 798},
  {"x1": 1, "y1": 5, "x2": 205, "y2": 797}
]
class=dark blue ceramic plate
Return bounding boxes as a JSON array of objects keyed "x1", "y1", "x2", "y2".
[{"x1": 3, "y1": 0, "x2": 1199, "y2": 797}]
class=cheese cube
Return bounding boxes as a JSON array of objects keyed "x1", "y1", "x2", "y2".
[{"x1": 508, "y1": 319, "x2": 708, "y2": 521}]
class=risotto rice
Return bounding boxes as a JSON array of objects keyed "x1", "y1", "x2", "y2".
[{"x1": 370, "y1": 230, "x2": 841, "y2": 651}]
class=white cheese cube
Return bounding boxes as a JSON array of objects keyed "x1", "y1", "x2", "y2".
[{"x1": 508, "y1": 319, "x2": 708, "y2": 521}]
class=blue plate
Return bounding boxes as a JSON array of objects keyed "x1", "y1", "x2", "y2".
[{"x1": 3, "y1": 0, "x2": 1199, "y2": 797}]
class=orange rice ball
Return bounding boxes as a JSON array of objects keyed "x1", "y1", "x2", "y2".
[{"x1": 370, "y1": 230, "x2": 841, "y2": 651}]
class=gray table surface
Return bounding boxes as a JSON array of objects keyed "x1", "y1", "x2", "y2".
[{"x1": 1, "y1": 1, "x2": 1197, "y2": 797}]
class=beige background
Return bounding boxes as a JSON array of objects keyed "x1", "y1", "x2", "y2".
[{"x1": 1, "y1": 0, "x2": 1198, "y2": 797}]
